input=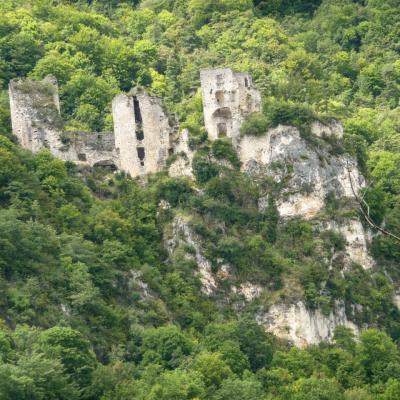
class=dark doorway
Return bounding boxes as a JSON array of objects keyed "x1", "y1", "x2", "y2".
[{"x1": 217, "y1": 123, "x2": 227, "y2": 137}]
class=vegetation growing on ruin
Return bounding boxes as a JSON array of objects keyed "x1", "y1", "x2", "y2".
[{"x1": 0, "y1": 0, "x2": 400, "y2": 399}]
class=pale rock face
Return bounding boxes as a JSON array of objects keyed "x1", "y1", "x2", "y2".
[
  {"x1": 200, "y1": 68, "x2": 262, "y2": 145},
  {"x1": 311, "y1": 120, "x2": 344, "y2": 139},
  {"x1": 232, "y1": 282, "x2": 263, "y2": 301},
  {"x1": 169, "y1": 129, "x2": 194, "y2": 178},
  {"x1": 129, "y1": 270, "x2": 153, "y2": 299},
  {"x1": 241, "y1": 125, "x2": 364, "y2": 219},
  {"x1": 321, "y1": 220, "x2": 374, "y2": 270},
  {"x1": 165, "y1": 216, "x2": 217, "y2": 295},
  {"x1": 257, "y1": 301, "x2": 359, "y2": 347},
  {"x1": 394, "y1": 294, "x2": 400, "y2": 310}
]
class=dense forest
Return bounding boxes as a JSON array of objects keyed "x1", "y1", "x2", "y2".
[{"x1": 1, "y1": 0, "x2": 400, "y2": 399}]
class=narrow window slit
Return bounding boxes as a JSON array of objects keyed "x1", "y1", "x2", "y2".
[
  {"x1": 137, "y1": 147, "x2": 145, "y2": 166},
  {"x1": 133, "y1": 97, "x2": 143, "y2": 123},
  {"x1": 133, "y1": 97, "x2": 144, "y2": 141}
]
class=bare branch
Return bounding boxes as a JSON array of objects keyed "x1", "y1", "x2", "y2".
[{"x1": 346, "y1": 163, "x2": 400, "y2": 243}]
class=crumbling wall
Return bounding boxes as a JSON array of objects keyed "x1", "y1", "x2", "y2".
[
  {"x1": 9, "y1": 76, "x2": 119, "y2": 168},
  {"x1": 168, "y1": 129, "x2": 194, "y2": 178},
  {"x1": 9, "y1": 75, "x2": 64, "y2": 153},
  {"x1": 62, "y1": 132, "x2": 118, "y2": 168},
  {"x1": 200, "y1": 68, "x2": 261, "y2": 145},
  {"x1": 112, "y1": 91, "x2": 172, "y2": 177}
]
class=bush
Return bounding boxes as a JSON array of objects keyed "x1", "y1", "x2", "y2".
[
  {"x1": 211, "y1": 139, "x2": 241, "y2": 169},
  {"x1": 192, "y1": 152, "x2": 220, "y2": 183},
  {"x1": 240, "y1": 112, "x2": 269, "y2": 136},
  {"x1": 264, "y1": 100, "x2": 317, "y2": 138},
  {"x1": 157, "y1": 177, "x2": 193, "y2": 207}
]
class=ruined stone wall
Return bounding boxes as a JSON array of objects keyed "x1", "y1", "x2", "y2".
[
  {"x1": 112, "y1": 91, "x2": 172, "y2": 177},
  {"x1": 9, "y1": 77, "x2": 173, "y2": 177},
  {"x1": 200, "y1": 68, "x2": 261, "y2": 144},
  {"x1": 63, "y1": 131, "x2": 118, "y2": 168},
  {"x1": 9, "y1": 77, "x2": 119, "y2": 169},
  {"x1": 9, "y1": 76, "x2": 64, "y2": 154}
]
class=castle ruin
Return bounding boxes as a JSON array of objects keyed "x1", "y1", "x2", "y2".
[
  {"x1": 8, "y1": 68, "x2": 264, "y2": 177},
  {"x1": 112, "y1": 91, "x2": 172, "y2": 177},
  {"x1": 200, "y1": 68, "x2": 262, "y2": 144},
  {"x1": 9, "y1": 76, "x2": 174, "y2": 175}
]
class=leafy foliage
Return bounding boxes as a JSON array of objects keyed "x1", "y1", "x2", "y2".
[{"x1": 0, "y1": 0, "x2": 400, "y2": 398}]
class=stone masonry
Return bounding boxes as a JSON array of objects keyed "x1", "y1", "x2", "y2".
[
  {"x1": 9, "y1": 77, "x2": 173, "y2": 176},
  {"x1": 112, "y1": 90, "x2": 172, "y2": 177},
  {"x1": 200, "y1": 68, "x2": 262, "y2": 145}
]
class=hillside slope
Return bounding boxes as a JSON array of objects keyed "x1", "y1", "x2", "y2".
[{"x1": 0, "y1": 1, "x2": 400, "y2": 399}]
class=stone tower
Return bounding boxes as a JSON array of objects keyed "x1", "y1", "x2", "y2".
[
  {"x1": 9, "y1": 75, "x2": 64, "y2": 154},
  {"x1": 200, "y1": 68, "x2": 262, "y2": 144},
  {"x1": 112, "y1": 91, "x2": 172, "y2": 177}
]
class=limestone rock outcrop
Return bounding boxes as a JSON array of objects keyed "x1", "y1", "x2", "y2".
[
  {"x1": 241, "y1": 124, "x2": 364, "y2": 219},
  {"x1": 311, "y1": 119, "x2": 343, "y2": 139},
  {"x1": 257, "y1": 301, "x2": 359, "y2": 347},
  {"x1": 320, "y1": 219, "x2": 374, "y2": 270},
  {"x1": 165, "y1": 216, "x2": 217, "y2": 295}
]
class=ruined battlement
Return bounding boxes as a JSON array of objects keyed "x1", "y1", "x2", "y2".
[
  {"x1": 8, "y1": 77, "x2": 173, "y2": 176},
  {"x1": 200, "y1": 68, "x2": 262, "y2": 144},
  {"x1": 9, "y1": 76, "x2": 63, "y2": 153},
  {"x1": 112, "y1": 90, "x2": 172, "y2": 177},
  {"x1": 8, "y1": 68, "x2": 265, "y2": 177}
]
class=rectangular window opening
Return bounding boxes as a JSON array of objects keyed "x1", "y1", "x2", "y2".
[
  {"x1": 133, "y1": 96, "x2": 143, "y2": 124},
  {"x1": 137, "y1": 147, "x2": 145, "y2": 166}
]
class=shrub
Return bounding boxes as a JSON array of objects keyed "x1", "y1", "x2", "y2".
[
  {"x1": 157, "y1": 177, "x2": 193, "y2": 207},
  {"x1": 211, "y1": 139, "x2": 241, "y2": 168},
  {"x1": 192, "y1": 152, "x2": 219, "y2": 183},
  {"x1": 264, "y1": 100, "x2": 317, "y2": 138},
  {"x1": 240, "y1": 112, "x2": 269, "y2": 136}
]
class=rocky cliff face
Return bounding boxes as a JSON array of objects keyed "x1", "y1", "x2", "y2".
[
  {"x1": 238, "y1": 123, "x2": 373, "y2": 271},
  {"x1": 162, "y1": 121, "x2": 375, "y2": 347},
  {"x1": 165, "y1": 215, "x2": 217, "y2": 295},
  {"x1": 240, "y1": 124, "x2": 364, "y2": 220},
  {"x1": 256, "y1": 301, "x2": 359, "y2": 347}
]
